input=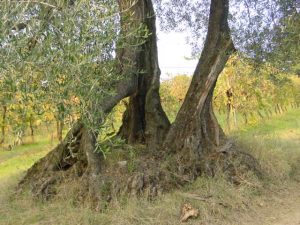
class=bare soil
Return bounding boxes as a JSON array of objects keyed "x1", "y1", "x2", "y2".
[{"x1": 239, "y1": 181, "x2": 300, "y2": 225}]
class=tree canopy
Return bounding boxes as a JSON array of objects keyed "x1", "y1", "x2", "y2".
[
  {"x1": 155, "y1": 0, "x2": 299, "y2": 62},
  {"x1": 0, "y1": 0, "x2": 144, "y2": 132}
]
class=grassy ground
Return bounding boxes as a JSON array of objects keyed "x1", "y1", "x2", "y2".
[
  {"x1": 0, "y1": 109, "x2": 299, "y2": 225},
  {"x1": 234, "y1": 109, "x2": 300, "y2": 181},
  {"x1": 0, "y1": 141, "x2": 55, "y2": 178}
]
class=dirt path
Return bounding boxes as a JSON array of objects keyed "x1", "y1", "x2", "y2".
[
  {"x1": 241, "y1": 182, "x2": 300, "y2": 225},
  {"x1": 265, "y1": 190, "x2": 300, "y2": 225},
  {"x1": 272, "y1": 208, "x2": 300, "y2": 225}
]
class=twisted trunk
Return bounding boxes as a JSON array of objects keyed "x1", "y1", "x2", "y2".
[
  {"x1": 162, "y1": 0, "x2": 261, "y2": 181},
  {"x1": 163, "y1": 0, "x2": 234, "y2": 175}
]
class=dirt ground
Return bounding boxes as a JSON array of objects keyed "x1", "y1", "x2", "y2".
[{"x1": 239, "y1": 182, "x2": 300, "y2": 225}]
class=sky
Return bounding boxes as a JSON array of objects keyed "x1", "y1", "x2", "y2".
[{"x1": 157, "y1": 31, "x2": 198, "y2": 80}]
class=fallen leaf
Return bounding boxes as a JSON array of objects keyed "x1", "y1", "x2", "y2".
[{"x1": 180, "y1": 203, "x2": 199, "y2": 222}]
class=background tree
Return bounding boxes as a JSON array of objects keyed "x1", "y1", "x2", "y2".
[
  {"x1": 160, "y1": 75, "x2": 190, "y2": 121},
  {"x1": 214, "y1": 56, "x2": 299, "y2": 129},
  {"x1": 270, "y1": 11, "x2": 300, "y2": 74},
  {"x1": 0, "y1": 72, "x2": 13, "y2": 145}
]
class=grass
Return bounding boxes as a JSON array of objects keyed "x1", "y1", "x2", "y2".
[
  {"x1": 0, "y1": 109, "x2": 300, "y2": 225},
  {"x1": 0, "y1": 140, "x2": 56, "y2": 180},
  {"x1": 234, "y1": 109, "x2": 300, "y2": 136},
  {"x1": 233, "y1": 110, "x2": 300, "y2": 182}
]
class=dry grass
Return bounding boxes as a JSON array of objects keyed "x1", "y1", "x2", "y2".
[{"x1": 0, "y1": 174, "x2": 261, "y2": 225}]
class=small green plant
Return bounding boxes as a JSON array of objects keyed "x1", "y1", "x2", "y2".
[
  {"x1": 95, "y1": 137, "x2": 125, "y2": 159},
  {"x1": 127, "y1": 146, "x2": 137, "y2": 173}
]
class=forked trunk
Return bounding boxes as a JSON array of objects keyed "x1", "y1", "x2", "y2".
[
  {"x1": 19, "y1": 0, "x2": 262, "y2": 204},
  {"x1": 117, "y1": 0, "x2": 170, "y2": 149}
]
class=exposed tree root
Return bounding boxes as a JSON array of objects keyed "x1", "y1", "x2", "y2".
[
  {"x1": 19, "y1": 122, "x2": 97, "y2": 200},
  {"x1": 18, "y1": 129, "x2": 262, "y2": 210}
]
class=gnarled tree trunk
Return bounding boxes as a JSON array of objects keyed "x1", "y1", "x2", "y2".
[
  {"x1": 117, "y1": 0, "x2": 170, "y2": 149},
  {"x1": 163, "y1": 0, "x2": 235, "y2": 175},
  {"x1": 162, "y1": 0, "x2": 261, "y2": 181},
  {"x1": 19, "y1": 0, "x2": 169, "y2": 203}
]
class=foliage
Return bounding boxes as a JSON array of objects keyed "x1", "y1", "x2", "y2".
[
  {"x1": 214, "y1": 55, "x2": 299, "y2": 128},
  {"x1": 0, "y1": 0, "x2": 299, "y2": 147},
  {"x1": 160, "y1": 56, "x2": 300, "y2": 129},
  {"x1": 0, "y1": 0, "x2": 149, "y2": 146},
  {"x1": 269, "y1": 12, "x2": 300, "y2": 74},
  {"x1": 156, "y1": 0, "x2": 299, "y2": 60},
  {"x1": 160, "y1": 75, "x2": 190, "y2": 121},
  {"x1": 1, "y1": 55, "x2": 299, "y2": 147}
]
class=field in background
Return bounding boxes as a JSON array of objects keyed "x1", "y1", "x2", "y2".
[{"x1": 0, "y1": 109, "x2": 299, "y2": 225}]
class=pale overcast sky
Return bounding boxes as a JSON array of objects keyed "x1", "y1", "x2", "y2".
[{"x1": 157, "y1": 31, "x2": 198, "y2": 80}]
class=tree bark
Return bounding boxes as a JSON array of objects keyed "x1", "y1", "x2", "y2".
[
  {"x1": 0, "y1": 105, "x2": 7, "y2": 145},
  {"x1": 163, "y1": 0, "x2": 234, "y2": 171},
  {"x1": 29, "y1": 114, "x2": 35, "y2": 143},
  {"x1": 226, "y1": 89, "x2": 233, "y2": 130},
  {"x1": 117, "y1": 0, "x2": 170, "y2": 149},
  {"x1": 56, "y1": 118, "x2": 64, "y2": 143}
]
